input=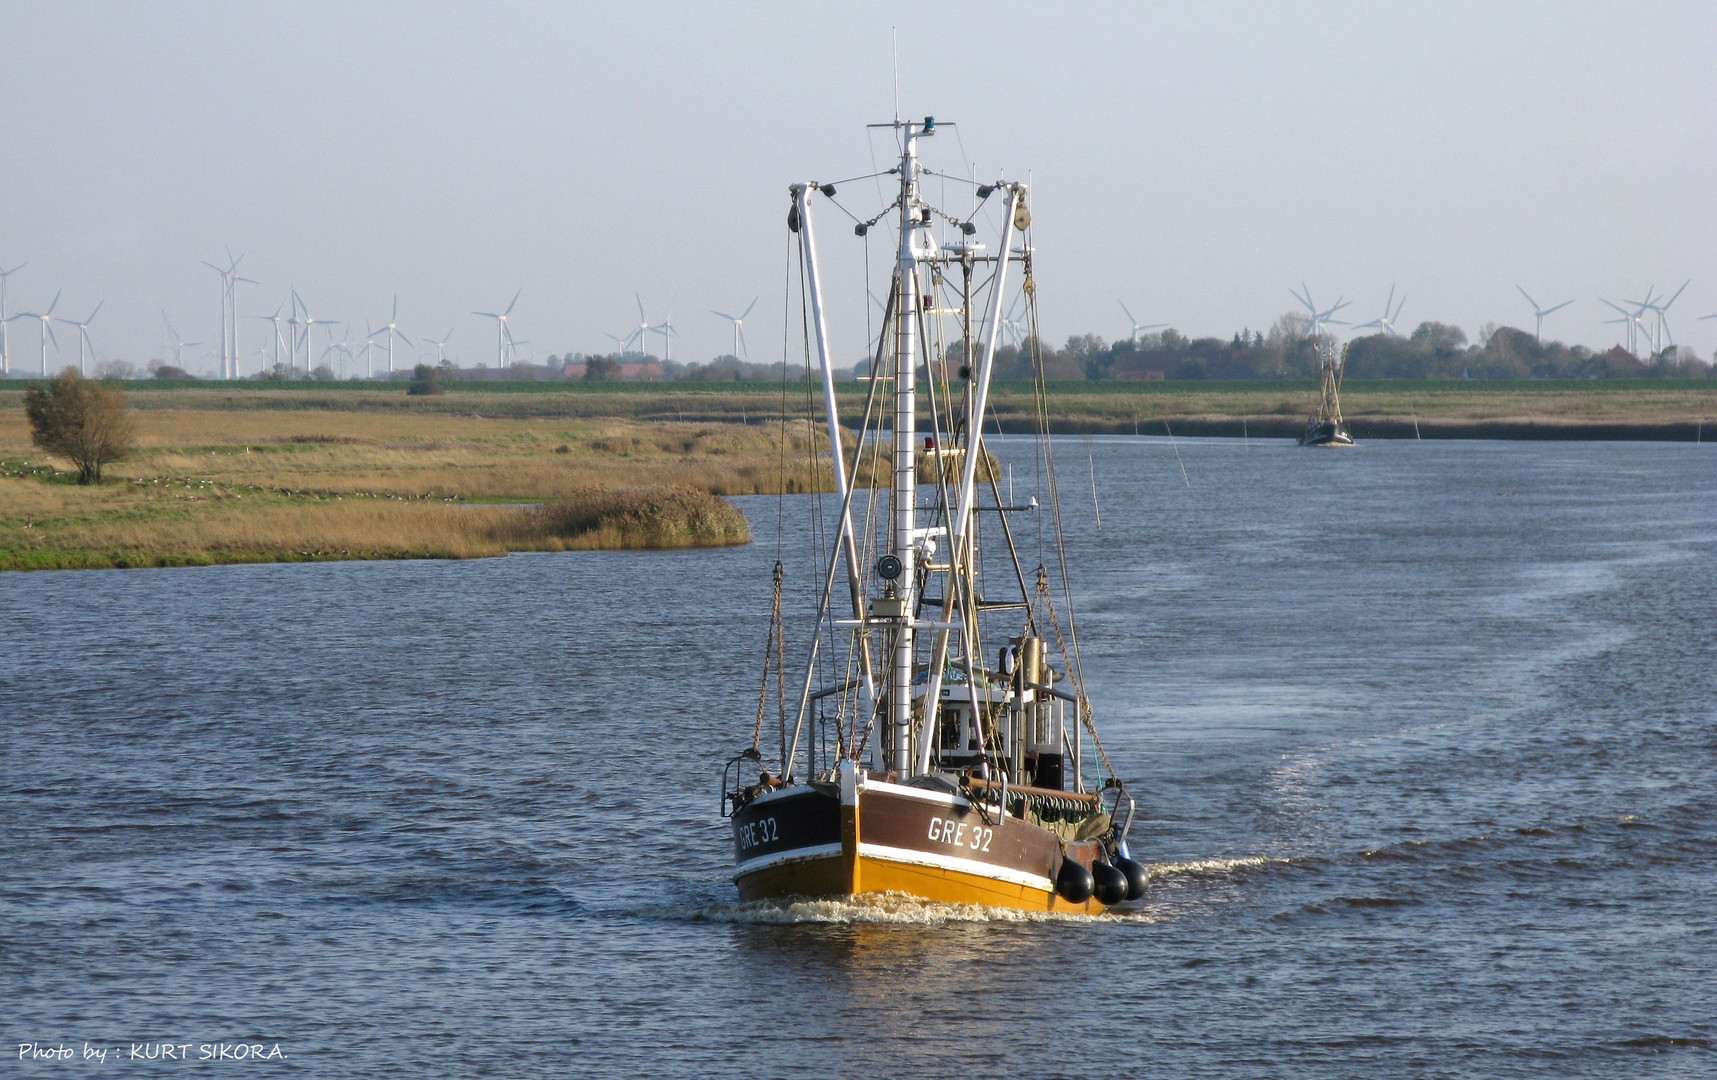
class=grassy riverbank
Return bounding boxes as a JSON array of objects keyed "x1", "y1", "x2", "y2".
[
  {"x1": 0, "y1": 411, "x2": 789, "y2": 571},
  {"x1": 4, "y1": 378, "x2": 1713, "y2": 437},
  {"x1": 985, "y1": 379, "x2": 1717, "y2": 439},
  {"x1": 5, "y1": 377, "x2": 1713, "y2": 570}
]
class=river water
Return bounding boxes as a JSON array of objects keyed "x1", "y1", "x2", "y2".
[{"x1": 3, "y1": 436, "x2": 1713, "y2": 1077}]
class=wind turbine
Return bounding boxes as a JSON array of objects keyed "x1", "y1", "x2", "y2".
[
  {"x1": 320, "y1": 325, "x2": 355, "y2": 379},
  {"x1": 1290, "y1": 282, "x2": 1351, "y2": 337},
  {"x1": 65, "y1": 301, "x2": 103, "y2": 375},
  {"x1": 203, "y1": 250, "x2": 255, "y2": 379},
  {"x1": 368, "y1": 295, "x2": 412, "y2": 375},
  {"x1": 293, "y1": 291, "x2": 337, "y2": 377},
  {"x1": 653, "y1": 311, "x2": 677, "y2": 364},
  {"x1": 712, "y1": 297, "x2": 758, "y2": 359},
  {"x1": 997, "y1": 291, "x2": 1029, "y2": 348},
  {"x1": 1623, "y1": 284, "x2": 1660, "y2": 342},
  {"x1": 1515, "y1": 286, "x2": 1575, "y2": 344},
  {"x1": 356, "y1": 329, "x2": 378, "y2": 379},
  {"x1": 252, "y1": 301, "x2": 287, "y2": 373},
  {"x1": 1600, "y1": 297, "x2": 1650, "y2": 356},
  {"x1": 284, "y1": 291, "x2": 303, "y2": 377},
  {"x1": 230, "y1": 273, "x2": 258, "y2": 377},
  {"x1": 626, "y1": 293, "x2": 659, "y2": 356},
  {"x1": 1117, "y1": 299, "x2": 1165, "y2": 343},
  {"x1": 314, "y1": 320, "x2": 344, "y2": 377},
  {"x1": 162, "y1": 309, "x2": 201, "y2": 369},
  {"x1": 204, "y1": 257, "x2": 232, "y2": 377},
  {"x1": 1632, "y1": 278, "x2": 1689, "y2": 355},
  {"x1": 0, "y1": 261, "x2": 24, "y2": 375},
  {"x1": 423, "y1": 328, "x2": 454, "y2": 364},
  {"x1": 1357, "y1": 285, "x2": 1408, "y2": 337},
  {"x1": 10, "y1": 288, "x2": 62, "y2": 375},
  {"x1": 473, "y1": 290, "x2": 520, "y2": 368}
]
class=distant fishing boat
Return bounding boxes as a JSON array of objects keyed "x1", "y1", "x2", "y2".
[
  {"x1": 1299, "y1": 341, "x2": 1354, "y2": 447},
  {"x1": 721, "y1": 114, "x2": 1145, "y2": 914}
]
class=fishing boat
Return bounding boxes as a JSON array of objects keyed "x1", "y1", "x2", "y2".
[
  {"x1": 1298, "y1": 341, "x2": 1354, "y2": 446},
  {"x1": 721, "y1": 115, "x2": 1145, "y2": 914}
]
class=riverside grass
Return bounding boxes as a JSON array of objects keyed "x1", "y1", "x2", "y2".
[
  {"x1": 6, "y1": 378, "x2": 1715, "y2": 571},
  {"x1": 0, "y1": 411, "x2": 802, "y2": 571},
  {"x1": 9, "y1": 377, "x2": 1713, "y2": 434}
]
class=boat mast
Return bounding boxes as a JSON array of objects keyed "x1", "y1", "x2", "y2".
[
  {"x1": 1319, "y1": 342, "x2": 1343, "y2": 426},
  {"x1": 912, "y1": 181, "x2": 1025, "y2": 775},
  {"x1": 888, "y1": 118, "x2": 927, "y2": 776}
]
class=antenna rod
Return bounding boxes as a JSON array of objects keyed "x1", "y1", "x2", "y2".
[{"x1": 892, "y1": 28, "x2": 899, "y2": 123}]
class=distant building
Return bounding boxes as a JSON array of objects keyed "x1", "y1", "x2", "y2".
[
  {"x1": 1110, "y1": 356, "x2": 1168, "y2": 380},
  {"x1": 1603, "y1": 346, "x2": 1648, "y2": 373}
]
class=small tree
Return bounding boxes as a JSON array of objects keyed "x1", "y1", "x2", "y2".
[
  {"x1": 407, "y1": 362, "x2": 445, "y2": 395},
  {"x1": 24, "y1": 368, "x2": 137, "y2": 484},
  {"x1": 584, "y1": 355, "x2": 621, "y2": 381}
]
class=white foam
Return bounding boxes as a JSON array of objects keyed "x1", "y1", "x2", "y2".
[
  {"x1": 680, "y1": 891, "x2": 1155, "y2": 925},
  {"x1": 1143, "y1": 855, "x2": 1284, "y2": 880}
]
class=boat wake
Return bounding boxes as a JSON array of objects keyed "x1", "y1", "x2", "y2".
[
  {"x1": 680, "y1": 891, "x2": 1156, "y2": 925},
  {"x1": 1142, "y1": 855, "x2": 1290, "y2": 881}
]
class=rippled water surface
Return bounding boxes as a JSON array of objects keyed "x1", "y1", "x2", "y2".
[{"x1": 4, "y1": 437, "x2": 1714, "y2": 1077}]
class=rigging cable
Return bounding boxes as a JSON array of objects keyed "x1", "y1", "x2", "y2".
[
  {"x1": 752, "y1": 560, "x2": 787, "y2": 772},
  {"x1": 1022, "y1": 235, "x2": 1114, "y2": 785}
]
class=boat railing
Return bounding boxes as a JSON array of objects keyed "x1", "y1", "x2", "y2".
[
  {"x1": 721, "y1": 749, "x2": 783, "y2": 818},
  {"x1": 964, "y1": 774, "x2": 1101, "y2": 817},
  {"x1": 1103, "y1": 781, "x2": 1138, "y2": 856}
]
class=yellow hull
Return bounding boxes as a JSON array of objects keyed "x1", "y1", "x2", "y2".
[
  {"x1": 735, "y1": 851, "x2": 1104, "y2": 915},
  {"x1": 730, "y1": 768, "x2": 1111, "y2": 915}
]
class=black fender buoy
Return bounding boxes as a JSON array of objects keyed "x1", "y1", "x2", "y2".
[
  {"x1": 1113, "y1": 856, "x2": 1149, "y2": 901},
  {"x1": 1091, "y1": 859, "x2": 1128, "y2": 905},
  {"x1": 1055, "y1": 857, "x2": 1094, "y2": 904}
]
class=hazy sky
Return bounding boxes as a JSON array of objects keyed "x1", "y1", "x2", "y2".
[{"x1": 3, "y1": 1, "x2": 1715, "y2": 376}]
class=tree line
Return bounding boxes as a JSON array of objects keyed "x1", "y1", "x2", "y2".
[
  {"x1": 974, "y1": 314, "x2": 1715, "y2": 382},
  {"x1": 50, "y1": 314, "x2": 1716, "y2": 385}
]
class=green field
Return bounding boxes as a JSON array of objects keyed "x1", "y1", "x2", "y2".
[{"x1": 5, "y1": 377, "x2": 1712, "y2": 438}]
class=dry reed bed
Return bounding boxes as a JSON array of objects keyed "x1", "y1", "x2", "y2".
[
  {"x1": 0, "y1": 479, "x2": 748, "y2": 571},
  {"x1": 0, "y1": 411, "x2": 779, "y2": 571},
  {"x1": 0, "y1": 411, "x2": 843, "y2": 500}
]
